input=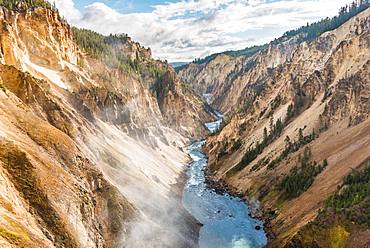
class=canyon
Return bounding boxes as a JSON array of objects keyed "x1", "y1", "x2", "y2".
[
  {"x1": 0, "y1": 1, "x2": 369, "y2": 248},
  {"x1": 180, "y1": 5, "x2": 370, "y2": 248}
]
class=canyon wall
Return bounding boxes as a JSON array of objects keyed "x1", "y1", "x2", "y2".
[
  {"x1": 0, "y1": 5, "x2": 210, "y2": 247},
  {"x1": 180, "y1": 8, "x2": 370, "y2": 247}
]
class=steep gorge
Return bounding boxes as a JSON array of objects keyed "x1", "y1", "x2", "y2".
[
  {"x1": 180, "y1": 7, "x2": 370, "y2": 247},
  {"x1": 0, "y1": 1, "x2": 369, "y2": 248}
]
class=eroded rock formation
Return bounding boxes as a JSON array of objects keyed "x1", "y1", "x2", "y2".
[{"x1": 0, "y1": 4, "x2": 211, "y2": 247}]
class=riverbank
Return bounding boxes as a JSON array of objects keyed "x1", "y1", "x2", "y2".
[
  {"x1": 182, "y1": 139, "x2": 267, "y2": 248},
  {"x1": 203, "y1": 166, "x2": 276, "y2": 245},
  {"x1": 170, "y1": 159, "x2": 203, "y2": 248}
]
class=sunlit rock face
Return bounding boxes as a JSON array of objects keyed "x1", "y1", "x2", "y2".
[
  {"x1": 182, "y1": 8, "x2": 370, "y2": 247},
  {"x1": 0, "y1": 4, "x2": 212, "y2": 247}
]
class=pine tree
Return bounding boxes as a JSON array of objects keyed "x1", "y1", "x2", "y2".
[
  {"x1": 298, "y1": 128, "x2": 304, "y2": 143},
  {"x1": 263, "y1": 127, "x2": 268, "y2": 144},
  {"x1": 285, "y1": 136, "x2": 291, "y2": 150}
]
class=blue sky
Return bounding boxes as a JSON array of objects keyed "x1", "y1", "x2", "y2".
[{"x1": 53, "y1": 0, "x2": 354, "y2": 62}]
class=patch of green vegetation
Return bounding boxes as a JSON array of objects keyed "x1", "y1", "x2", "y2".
[
  {"x1": 151, "y1": 70, "x2": 176, "y2": 106},
  {"x1": 175, "y1": 44, "x2": 267, "y2": 72},
  {"x1": 231, "y1": 139, "x2": 242, "y2": 152},
  {"x1": 226, "y1": 116, "x2": 285, "y2": 176},
  {"x1": 285, "y1": 163, "x2": 370, "y2": 247},
  {"x1": 267, "y1": 128, "x2": 317, "y2": 170},
  {"x1": 284, "y1": 221, "x2": 348, "y2": 248},
  {"x1": 178, "y1": 2, "x2": 369, "y2": 73},
  {"x1": 72, "y1": 28, "x2": 135, "y2": 73},
  {"x1": 72, "y1": 28, "x2": 122, "y2": 59},
  {"x1": 276, "y1": 1, "x2": 369, "y2": 44},
  {"x1": 251, "y1": 156, "x2": 270, "y2": 172},
  {"x1": 191, "y1": 44, "x2": 268, "y2": 65},
  {"x1": 0, "y1": 141, "x2": 77, "y2": 247},
  {"x1": 280, "y1": 147, "x2": 328, "y2": 199},
  {"x1": 326, "y1": 163, "x2": 370, "y2": 220},
  {"x1": 0, "y1": 0, "x2": 53, "y2": 11},
  {"x1": 236, "y1": 93, "x2": 258, "y2": 114},
  {"x1": 72, "y1": 27, "x2": 170, "y2": 86}
]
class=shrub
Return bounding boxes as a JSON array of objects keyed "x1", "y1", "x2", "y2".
[
  {"x1": 280, "y1": 147, "x2": 328, "y2": 198},
  {"x1": 0, "y1": 0, "x2": 52, "y2": 11},
  {"x1": 227, "y1": 117, "x2": 287, "y2": 176},
  {"x1": 326, "y1": 164, "x2": 370, "y2": 210}
]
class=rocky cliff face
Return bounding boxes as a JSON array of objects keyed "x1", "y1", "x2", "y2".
[
  {"x1": 178, "y1": 54, "x2": 241, "y2": 103},
  {"x1": 183, "y1": 8, "x2": 370, "y2": 247},
  {"x1": 0, "y1": 4, "x2": 210, "y2": 248},
  {"x1": 179, "y1": 36, "x2": 300, "y2": 114}
]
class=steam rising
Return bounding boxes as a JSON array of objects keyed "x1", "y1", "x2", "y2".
[{"x1": 83, "y1": 118, "x2": 198, "y2": 247}]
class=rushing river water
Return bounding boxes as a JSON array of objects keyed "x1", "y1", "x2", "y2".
[{"x1": 182, "y1": 118, "x2": 267, "y2": 248}]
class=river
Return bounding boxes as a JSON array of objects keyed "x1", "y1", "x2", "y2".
[{"x1": 182, "y1": 117, "x2": 267, "y2": 248}]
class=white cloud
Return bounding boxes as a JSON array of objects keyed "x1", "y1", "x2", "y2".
[
  {"x1": 52, "y1": 0, "x2": 81, "y2": 21},
  {"x1": 53, "y1": 0, "x2": 354, "y2": 62},
  {"x1": 152, "y1": 0, "x2": 236, "y2": 17}
]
